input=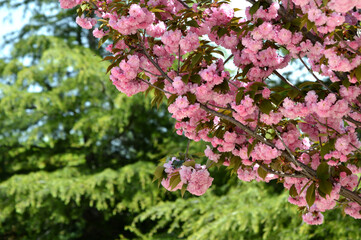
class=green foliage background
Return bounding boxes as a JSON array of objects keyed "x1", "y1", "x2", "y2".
[{"x1": 0, "y1": 0, "x2": 360, "y2": 239}]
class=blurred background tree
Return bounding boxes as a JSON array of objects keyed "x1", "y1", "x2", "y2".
[{"x1": 0, "y1": 0, "x2": 360, "y2": 239}]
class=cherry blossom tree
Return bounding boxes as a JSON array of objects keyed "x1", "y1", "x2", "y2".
[{"x1": 59, "y1": 0, "x2": 361, "y2": 225}]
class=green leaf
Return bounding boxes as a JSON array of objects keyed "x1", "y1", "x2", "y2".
[
  {"x1": 338, "y1": 165, "x2": 352, "y2": 175},
  {"x1": 183, "y1": 160, "x2": 195, "y2": 167},
  {"x1": 98, "y1": 35, "x2": 109, "y2": 49},
  {"x1": 265, "y1": 133, "x2": 273, "y2": 140},
  {"x1": 287, "y1": 88, "x2": 299, "y2": 99},
  {"x1": 316, "y1": 162, "x2": 329, "y2": 180},
  {"x1": 168, "y1": 94, "x2": 177, "y2": 105},
  {"x1": 289, "y1": 184, "x2": 298, "y2": 198},
  {"x1": 187, "y1": 20, "x2": 200, "y2": 28},
  {"x1": 279, "y1": 47, "x2": 289, "y2": 56},
  {"x1": 320, "y1": 138, "x2": 336, "y2": 157},
  {"x1": 236, "y1": 91, "x2": 244, "y2": 105},
  {"x1": 241, "y1": 64, "x2": 253, "y2": 77},
  {"x1": 306, "y1": 20, "x2": 315, "y2": 32},
  {"x1": 257, "y1": 166, "x2": 268, "y2": 179},
  {"x1": 249, "y1": 1, "x2": 260, "y2": 16},
  {"x1": 180, "y1": 184, "x2": 187, "y2": 197},
  {"x1": 298, "y1": 81, "x2": 318, "y2": 89},
  {"x1": 318, "y1": 179, "x2": 333, "y2": 196},
  {"x1": 355, "y1": 66, "x2": 361, "y2": 81},
  {"x1": 259, "y1": 99, "x2": 274, "y2": 115},
  {"x1": 229, "y1": 155, "x2": 242, "y2": 173},
  {"x1": 247, "y1": 140, "x2": 258, "y2": 157},
  {"x1": 306, "y1": 182, "x2": 316, "y2": 207},
  {"x1": 191, "y1": 74, "x2": 201, "y2": 84},
  {"x1": 153, "y1": 165, "x2": 165, "y2": 182},
  {"x1": 250, "y1": 82, "x2": 266, "y2": 91},
  {"x1": 213, "y1": 80, "x2": 229, "y2": 94},
  {"x1": 217, "y1": 28, "x2": 228, "y2": 38},
  {"x1": 169, "y1": 174, "x2": 181, "y2": 190},
  {"x1": 182, "y1": 74, "x2": 190, "y2": 83},
  {"x1": 342, "y1": 77, "x2": 351, "y2": 88},
  {"x1": 191, "y1": 53, "x2": 203, "y2": 67},
  {"x1": 150, "y1": 7, "x2": 165, "y2": 12},
  {"x1": 186, "y1": 92, "x2": 197, "y2": 104}
]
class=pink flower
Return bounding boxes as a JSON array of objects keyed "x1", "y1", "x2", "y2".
[
  {"x1": 251, "y1": 143, "x2": 281, "y2": 164},
  {"x1": 328, "y1": 0, "x2": 359, "y2": 13},
  {"x1": 179, "y1": 166, "x2": 193, "y2": 184},
  {"x1": 175, "y1": 96, "x2": 189, "y2": 109},
  {"x1": 262, "y1": 88, "x2": 271, "y2": 98},
  {"x1": 146, "y1": 21, "x2": 166, "y2": 38},
  {"x1": 59, "y1": 0, "x2": 82, "y2": 9},
  {"x1": 237, "y1": 167, "x2": 257, "y2": 182},
  {"x1": 180, "y1": 32, "x2": 200, "y2": 53},
  {"x1": 161, "y1": 30, "x2": 182, "y2": 53},
  {"x1": 302, "y1": 211, "x2": 324, "y2": 225},
  {"x1": 204, "y1": 146, "x2": 220, "y2": 162},
  {"x1": 93, "y1": 28, "x2": 106, "y2": 38},
  {"x1": 76, "y1": 15, "x2": 97, "y2": 29},
  {"x1": 277, "y1": 29, "x2": 292, "y2": 45},
  {"x1": 345, "y1": 202, "x2": 361, "y2": 219},
  {"x1": 187, "y1": 167, "x2": 213, "y2": 196}
]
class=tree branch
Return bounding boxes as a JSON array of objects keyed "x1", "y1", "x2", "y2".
[
  {"x1": 258, "y1": 164, "x2": 306, "y2": 178},
  {"x1": 176, "y1": 0, "x2": 190, "y2": 9},
  {"x1": 273, "y1": 70, "x2": 302, "y2": 93},
  {"x1": 137, "y1": 77, "x2": 173, "y2": 95}
]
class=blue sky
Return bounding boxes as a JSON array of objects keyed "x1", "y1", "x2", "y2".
[{"x1": 0, "y1": 5, "x2": 30, "y2": 57}]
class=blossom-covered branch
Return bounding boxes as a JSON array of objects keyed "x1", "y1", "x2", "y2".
[{"x1": 60, "y1": 0, "x2": 361, "y2": 224}]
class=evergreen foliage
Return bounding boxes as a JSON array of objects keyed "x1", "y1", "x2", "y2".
[
  {"x1": 132, "y1": 181, "x2": 361, "y2": 240},
  {"x1": 0, "y1": 34, "x2": 185, "y2": 239}
]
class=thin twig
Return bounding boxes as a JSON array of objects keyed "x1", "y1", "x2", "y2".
[
  {"x1": 185, "y1": 139, "x2": 190, "y2": 158},
  {"x1": 137, "y1": 31, "x2": 174, "y2": 83},
  {"x1": 176, "y1": 0, "x2": 190, "y2": 9},
  {"x1": 206, "y1": 102, "x2": 233, "y2": 111},
  {"x1": 224, "y1": 54, "x2": 234, "y2": 65},
  {"x1": 140, "y1": 68, "x2": 162, "y2": 77},
  {"x1": 177, "y1": 46, "x2": 181, "y2": 76},
  {"x1": 137, "y1": 77, "x2": 173, "y2": 95},
  {"x1": 259, "y1": 164, "x2": 306, "y2": 178},
  {"x1": 141, "y1": 48, "x2": 174, "y2": 83},
  {"x1": 298, "y1": 56, "x2": 334, "y2": 93},
  {"x1": 226, "y1": 78, "x2": 239, "y2": 89},
  {"x1": 273, "y1": 70, "x2": 302, "y2": 93}
]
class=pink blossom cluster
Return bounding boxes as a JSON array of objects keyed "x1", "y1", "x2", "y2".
[
  {"x1": 205, "y1": 4, "x2": 234, "y2": 26},
  {"x1": 179, "y1": 165, "x2": 213, "y2": 196},
  {"x1": 76, "y1": 15, "x2": 97, "y2": 29},
  {"x1": 237, "y1": 164, "x2": 277, "y2": 182},
  {"x1": 284, "y1": 177, "x2": 341, "y2": 225},
  {"x1": 110, "y1": 55, "x2": 148, "y2": 96},
  {"x1": 146, "y1": 21, "x2": 166, "y2": 38},
  {"x1": 109, "y1": 4, "x2": 154, "y2": 35},
  {"x1": 250, "y1": 143, "x2": 281, "y2": 164},
  {"x1": 248, "y1": 2, "x2": 279, "y2": 21},
  {"x1": 231, "y1": 95, "x2": 257, "y2": 125},
  {"x1": 204, "y1": 145, "x2": 220, "y2": 163},
  {"x1": 59, "y1": 0, "x2": 84, "y2": 9},
  {"x1": 274, "y1": 125, "x2": 303, "y2": 152},
  {"x1": 161, "y1": 157, "x2": 213, "y2": 196},
  {"x1": 63, "y1": 0, "x2": 361, "y2": 225},
  {"x1": 147, "y1": 0, "x2": 185, "y2": 17}
]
